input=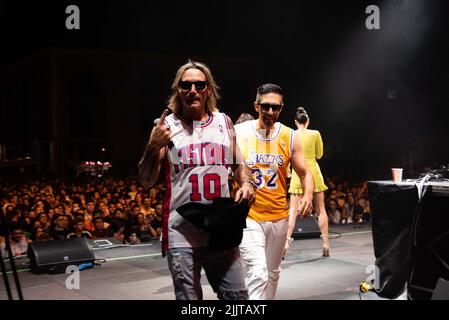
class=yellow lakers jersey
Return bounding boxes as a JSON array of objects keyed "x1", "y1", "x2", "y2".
[{"x1": 234, "y1": 120, "x2": 294, "y2": 221}]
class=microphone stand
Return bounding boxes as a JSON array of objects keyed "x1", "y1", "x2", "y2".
[{"x1": 0, "y1": 211, "x2": 24, "y2": 300}]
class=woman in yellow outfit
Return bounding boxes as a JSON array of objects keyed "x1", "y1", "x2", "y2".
[{"x1": 285, "y1": 107, "x2": 330, "y2": 257}]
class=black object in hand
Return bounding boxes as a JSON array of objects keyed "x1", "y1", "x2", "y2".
[{"x1": 176, "y1": 197, "x2": 250, "y2": 250}]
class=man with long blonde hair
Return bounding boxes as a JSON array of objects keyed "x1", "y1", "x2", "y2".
[
  {"x1": 167, "y1": 60, "x2": 221, "y2": 115},
  {"x1": 139, "y1": 60, "x2": 255, "y2": 300}
]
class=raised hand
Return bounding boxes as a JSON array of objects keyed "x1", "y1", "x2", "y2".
[{"x1": 148, "y1": 109, "x2": 171, "y2": 149}]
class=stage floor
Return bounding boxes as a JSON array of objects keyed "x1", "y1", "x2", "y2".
[{"x1": 1, "y1": 224, "x2": 395, "y2": 300}]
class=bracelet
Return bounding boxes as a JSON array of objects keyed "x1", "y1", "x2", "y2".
[
  {"x1": 287, "y1": 237, "x2": 294, "y2": 243},
  {"x1": 242, "y1": 180, "x2": 257, "y2": 190}
]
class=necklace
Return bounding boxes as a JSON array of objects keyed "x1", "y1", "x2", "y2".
[
  {"x1": 196, "y1": 114, "x2": 211, "y2": 138},
  {"x1": 196, "y1": 127, "x2": 204, "y2": 138}
]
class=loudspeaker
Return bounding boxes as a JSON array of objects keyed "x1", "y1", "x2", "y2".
[
  {"x1": 291, "y1": 215, "x2": 321, "y2": 239},
  {"x1": 27, "y1": 237, "x2": 95, "y2": 274}
]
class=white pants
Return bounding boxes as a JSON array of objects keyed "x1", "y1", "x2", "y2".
[{"x1": 239, "y1": 217, "x2": 288, "y2": 300}]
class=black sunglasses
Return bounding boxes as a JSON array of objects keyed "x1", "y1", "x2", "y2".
[
  {"x1": 259, "y1": 103, "x2": 283, "y2": 112},
  {"x1": 179, "y1": 81, "x2": 208, "y2": 91}
]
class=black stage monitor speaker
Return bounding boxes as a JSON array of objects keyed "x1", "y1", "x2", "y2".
[
  {"x1": 291, "y1": 216, "x2": 321, "y2": 239},
  {"x1": 27, "y1": 237, "x2": 95, "y2": 274}
]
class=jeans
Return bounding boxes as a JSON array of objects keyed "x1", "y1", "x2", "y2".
[{"x1": 166, "y1": 246, "x2": 248, "y2": 300}]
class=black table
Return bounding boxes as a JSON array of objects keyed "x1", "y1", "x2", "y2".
[{"x1": 368, "y1": 179, "x2": 449, "y2": 300}]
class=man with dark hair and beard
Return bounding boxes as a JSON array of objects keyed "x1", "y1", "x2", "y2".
[{"x1": 234, "y1": 83, "x2": 314, "y2": 300}]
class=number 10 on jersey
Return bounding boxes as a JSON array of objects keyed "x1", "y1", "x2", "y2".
[{"x1": 189, "y1": 173, "x2": 222, "y2": 201}]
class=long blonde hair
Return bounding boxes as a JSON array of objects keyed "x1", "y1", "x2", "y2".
[{"x1": 168, "y1": 60, "x2": 220, "y2": 114}]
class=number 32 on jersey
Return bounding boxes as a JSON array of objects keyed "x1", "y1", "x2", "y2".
[{"x1": 252, "y1": 168, "x2": 278, "y2": 189}]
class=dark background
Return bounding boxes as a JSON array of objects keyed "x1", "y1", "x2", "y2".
[{"x1": 0, "y1": 0, "x2": 448, "y2": 181}]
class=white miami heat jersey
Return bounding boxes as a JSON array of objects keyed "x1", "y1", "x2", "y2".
[{"x1": 161, "y1": 112, "x2": 234, "y2": 250}]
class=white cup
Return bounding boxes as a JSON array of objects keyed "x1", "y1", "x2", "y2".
[{"x1": 391, "y1": 168, "x2": 403, "y2": 182}]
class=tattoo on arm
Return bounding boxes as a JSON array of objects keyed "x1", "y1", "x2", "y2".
[{"x1": 235, "y1": 163, "x2": 253, "y2": 187}]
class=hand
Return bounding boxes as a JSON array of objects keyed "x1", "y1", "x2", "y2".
[
  {"x1": 285, "y1": 237, "x2": 293, "y2": 251},
  {"x1": 297, "y1": 194, "x2": 313, "y2": 217},
  {"x1": 148, "y1": 109, "x2": 171, "y2": 149},
  {"x1": 234, "y1": 182, "x2": 255, "y2": 206},
  {"x1": 283, "y1": 237, "x2": 293, "y2": 260}
]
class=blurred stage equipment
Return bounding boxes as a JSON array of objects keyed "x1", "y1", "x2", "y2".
[
  {"x1": 431, "y1": 278, "x2": 449, "y2": 300},
  {"x1": 76, "y1": 160, "x2": 112, "y2": 177},
  {"x1": 419, "y1": 164, "x2": 449, "y2": 179},
  {"x1": 368, "y1": 177, "x2": 449, "y2": 300}
]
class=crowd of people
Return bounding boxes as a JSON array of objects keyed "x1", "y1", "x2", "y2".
[
  {"x1": 0, "y1": 173, "x2": 371, "y2": 258},
  {"x1": 0, "y1": 176, "x2": 165, "y2": 258},
  {"x1": 321, "y1": 177, "x2": 371, "y2": 225}
]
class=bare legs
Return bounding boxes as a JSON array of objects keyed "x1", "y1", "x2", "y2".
[
  {"x1": 285, "y1": 194, "x2": 301, "y2": 251},
  {"x1": 285, "y1": 192, "x2": 330, "y2": 257},
  {"x1": 314, "y1": 192, "x2": 330, "y2": 256}
]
